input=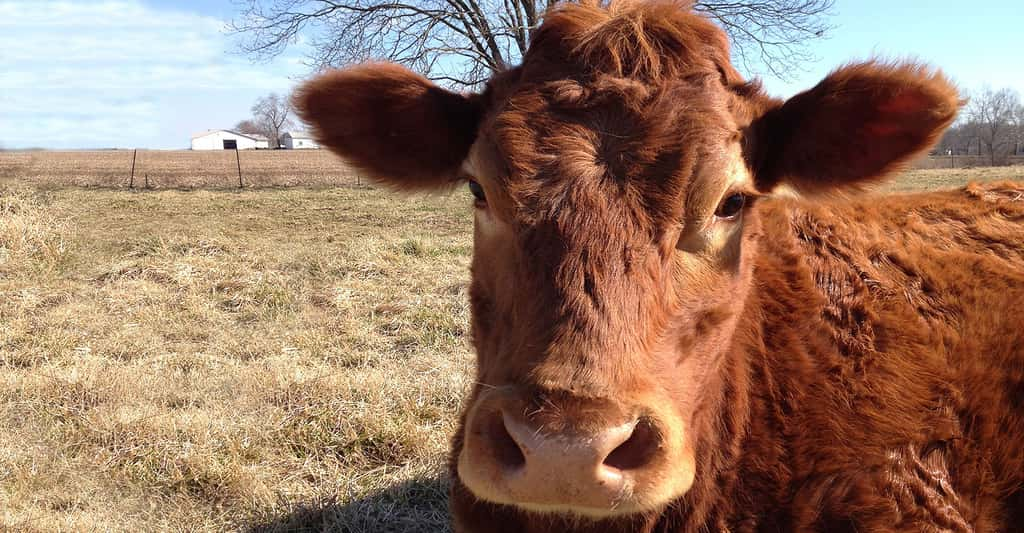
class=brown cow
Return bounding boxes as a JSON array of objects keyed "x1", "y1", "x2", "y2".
[{"x1": 294, "y1": 1, "x2": 1024, "y2": 531}]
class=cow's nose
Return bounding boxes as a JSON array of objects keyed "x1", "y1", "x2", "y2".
[{"x1": 461, "y1": 405, "x2": 662, "y2": 511}]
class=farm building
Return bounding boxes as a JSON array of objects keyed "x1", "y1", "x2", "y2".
[
  {"x1": 191, "y1": 130, "x2": 269, "y2": 151},
  {"x1": 283, "y1": 131, "x2": 319, "y2": 150}
]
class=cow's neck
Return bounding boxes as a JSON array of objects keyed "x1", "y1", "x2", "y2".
[{"x1": 669, "y1": 204, "x2": 832, "y2": 531}]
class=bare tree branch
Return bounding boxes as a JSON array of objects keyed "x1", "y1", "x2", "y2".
[
  {"x1": 234, "y1": 119, "x2": 264, "y2": 135},
  {"x1": 694, "y1": 0, "x2": 834, "y2": 79},
  {"x1": 229, "y1": 0, "x2": 835, "y2": 87}
]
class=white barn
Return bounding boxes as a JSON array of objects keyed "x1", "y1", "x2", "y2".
[
  {"x1": 191, "y1": 130, "x2": 269, "y2": 151},
  {"x1": 283, "y1": 131, "x2": 319, "y2": 150}
]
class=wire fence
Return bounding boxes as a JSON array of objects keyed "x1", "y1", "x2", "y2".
[
  {"x1": 914, "y1": 154, "x2": 1024, "y2": 170},
  {"x1": 0, "y1": 149, "x2": 370, "y2": 189},
  {"x1": 2, "y1": 150, "x2": 1022, "y2": 190}
]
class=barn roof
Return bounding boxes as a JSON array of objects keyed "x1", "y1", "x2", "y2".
[
  {"x1": 285, "y1": 131, "x2": 314, "y2": 140},
  {"x1": 190, "y1": 129, "x2": 269, "y2": 142}
]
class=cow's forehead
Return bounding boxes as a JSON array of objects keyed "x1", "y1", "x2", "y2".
[
  {"x1": 470, "y1": 74, "x2": 743, "y2": 232},
  {"x1": 461, "y1": 0, "x2": 749, "y2": 221}
]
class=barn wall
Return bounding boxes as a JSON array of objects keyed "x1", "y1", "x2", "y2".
[
  {"x1": 191, "y1": 131, "x2": 262, "y2": 151},
  {"x1": 283, "y1": 136, "x2": 319, "y2": 149}
]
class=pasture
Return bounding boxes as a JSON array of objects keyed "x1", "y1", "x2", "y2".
[{"x1": 1, "y1": 150, "x2": 1022, "y2": 532}]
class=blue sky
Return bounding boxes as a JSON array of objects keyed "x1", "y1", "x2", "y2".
[
  {"x1": 1, "y1": 0, "x2": 309, "y2": 149},
  {"x1": 757, "y1": 0, "x2": 1024, "y2": 97},
  {"x1": 1, "y1": 0, "x2": 1021, "y2": 150}
]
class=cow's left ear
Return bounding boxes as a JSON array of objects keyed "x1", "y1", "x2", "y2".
[{"x1": 748, "y1": 61, "x2": 962, "y2": 194}]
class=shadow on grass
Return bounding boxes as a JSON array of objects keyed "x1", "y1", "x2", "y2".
[{"x1": 247, "y1": 476, "x2": 452, "y2": 533}]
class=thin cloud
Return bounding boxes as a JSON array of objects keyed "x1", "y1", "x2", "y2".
[
  {"x1": 0, "y1": 0, "x2": 306, "y2": 148},
  {"x1": 0, "y1": 1, "x2": 302, "y2": 90}
]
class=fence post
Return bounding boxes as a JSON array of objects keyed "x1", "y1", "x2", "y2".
[
  {"x1": 129, "y1": 149, "x2": 137, "y2": 188},
  {"x1": 235, "y1": 148, "x2": 243, "y2": 188}
]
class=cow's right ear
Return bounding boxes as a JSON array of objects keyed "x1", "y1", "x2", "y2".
[
  {"x1": 293, "y1": 63, "x2": 483, "y2": 190},
  {"x1": 745, "y1": 61, "x2": 961, "y2": 195}
]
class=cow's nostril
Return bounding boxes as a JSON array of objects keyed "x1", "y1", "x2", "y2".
[
  {"x1": 486, "y1": 411, "x2": 525, "y2": 470},
  {"x1": 603, "y1": 418, "x2": 659, "y2": 471}
]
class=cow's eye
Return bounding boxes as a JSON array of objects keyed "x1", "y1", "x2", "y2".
[
  {"x1": 715, "y1": 192, "x2": 746, "y2": 219},
  {"x1": 468, "y1": 180, "x2": 486, "y2": 204}
]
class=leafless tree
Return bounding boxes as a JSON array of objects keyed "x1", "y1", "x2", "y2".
[
  {"x1": 251, "y1": 93, "x2": 294, "y2": 149},
  {"x1": 234, "y1": 119, "x2": 264, "y2": 135},
  {"x1": 964, "y1": 86, "x2": 1021, "y2": 165},
  {"x1": 1012, "y1": 99, "x2": 1024, "y2": 156},
  {"x1": 936, "y1": 123, "x2": 971, "y2": 156},
  {"x1": 229, "y1": 0, "x2": 834, "y2": 88}
]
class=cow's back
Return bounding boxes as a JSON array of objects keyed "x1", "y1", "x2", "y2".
[{"x1": 748, "y1": 181, "x2": 1024, "y2": 531}]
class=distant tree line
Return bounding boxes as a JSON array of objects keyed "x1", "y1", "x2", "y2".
[
  {"x1": 234, "y1": 93, "x2": 295, "y2": 149},
  {"x1": 936, "y1": 87, "x2": 1024, "y2": 166}
]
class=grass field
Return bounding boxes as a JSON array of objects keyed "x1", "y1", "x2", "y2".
[
  {"x1": 886, "y1": 165, "x2": 1024, "y2": 192},
  {"x1": 1, "y1": 151, "x2": 1022, "y2": 532}
]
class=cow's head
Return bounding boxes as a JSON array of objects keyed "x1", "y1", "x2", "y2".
[{"x1": 296, "y1": 0, "x2": 958, "y2": 528}]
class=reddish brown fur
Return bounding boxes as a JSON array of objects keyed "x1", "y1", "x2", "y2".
[
  {"x1": 749, "y1": 61, "x2": 963, "y2": 194},
  {"x1": 293, "y1": 62, "x2": 483, "y2": 189},
  {"x1": 295, "y1": 1, "x2": 1023, "y2": 531}
]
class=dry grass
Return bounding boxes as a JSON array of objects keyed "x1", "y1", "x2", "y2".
[
  {"x1": 1, "y1": 151, "x2": 1022, "y2": 532},
  {"x1": 1, "y1": 174, "x2": 473, "y2": 532},
  {"x1": 884, "y1": 165, "x2": 1024, "y2": 192}
]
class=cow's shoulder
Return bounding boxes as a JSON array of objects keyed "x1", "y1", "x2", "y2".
[
  {"x1": 743, "y1": 181, "x2": 1024, "y2": 531},
  {"x1": 757, "y1": 181, "x2": 1024, "y2": 357}
]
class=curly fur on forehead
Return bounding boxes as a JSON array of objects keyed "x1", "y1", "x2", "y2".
[
  {"x1": 469, "y1": 0, "x2": 768, "y2": 231},
  {"x1": 520, "y1": 0, "x2": 743, "y2": 85},
  {"x1": 480, "y1": 79, "x2": 733, "y2": 233}
]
